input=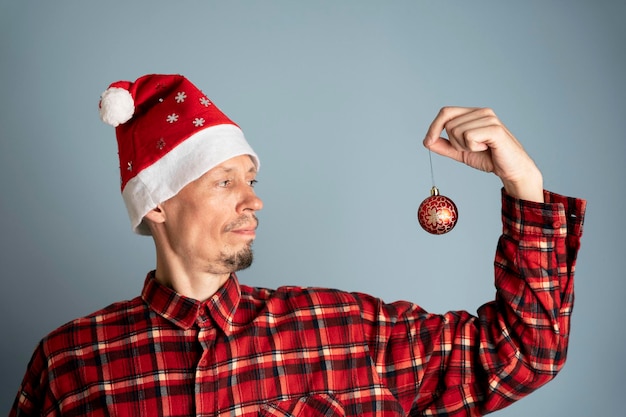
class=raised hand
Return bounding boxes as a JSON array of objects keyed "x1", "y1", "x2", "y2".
[{"x1": 423, "y1": 107, "x2": 544, "y2": 202}]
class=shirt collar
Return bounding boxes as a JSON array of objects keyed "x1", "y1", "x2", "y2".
[
  {"x1": 141, "y1": 271, "x2": 242, "y2": 334},
  {"x1": 204, "y1": 272, "x2": 242, "y2": 335}
]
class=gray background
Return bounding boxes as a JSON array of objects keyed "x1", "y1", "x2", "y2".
[{"x1": 1, "y1": 1, "x2": 623, "y2": 416}]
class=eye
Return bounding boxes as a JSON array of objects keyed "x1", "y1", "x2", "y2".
[
  {"x1": 218, "y1": 179, "x2": 232, "y2": 188},
  {"x1": 248, "y1": 179, "x2": 258, "y2": 187}
]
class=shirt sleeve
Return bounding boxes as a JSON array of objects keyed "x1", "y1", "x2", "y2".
[
  {"x1": 9, "y1": 340, "x2": 53, "y2": 417},
  {"x1": 356, "y1": 189, "x2": 586, "y2": 416}
]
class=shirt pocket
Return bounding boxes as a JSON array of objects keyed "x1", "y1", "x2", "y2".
[{"x1": 259, "y1": 393, "x2": 345, "y2": 417}]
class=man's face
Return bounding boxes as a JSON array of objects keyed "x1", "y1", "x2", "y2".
[{"x1": 158, "y1": 154, "x2": 263, "y2": 274}]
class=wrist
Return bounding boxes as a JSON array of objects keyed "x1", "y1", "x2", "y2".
[{"x1": 501, "y1": 168, "x2": 544, "y2": 203}]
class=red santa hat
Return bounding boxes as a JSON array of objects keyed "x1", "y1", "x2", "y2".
[{"x1": 99, "y1": 74, "x2": 259, "y2": 235}]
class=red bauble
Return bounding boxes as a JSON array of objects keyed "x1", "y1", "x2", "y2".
[{"x1": 417, "y1": 186, "x2": 458, "y2": 235}]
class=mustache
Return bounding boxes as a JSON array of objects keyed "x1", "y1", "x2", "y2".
[{"x1": 224, "y1": 214, "x2": 259, "y2": 232}]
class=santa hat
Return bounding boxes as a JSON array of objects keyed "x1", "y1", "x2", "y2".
[{"x1": 99, "y1": 74, "x2": 259, "y2": 235}]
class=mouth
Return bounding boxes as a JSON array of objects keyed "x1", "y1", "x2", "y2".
[
  {"x1": 230, "y1": 227, "x2": 257, "y2": 237},
  {"x1": 225, "y1": 216, "x2": 258, "y2": 238}
]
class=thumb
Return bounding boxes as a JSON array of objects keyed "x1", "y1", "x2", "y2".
[{"x1": 423, "y1": 137, "x2": 464, "y2": 164}]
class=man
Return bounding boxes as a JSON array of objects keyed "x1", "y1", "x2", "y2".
[{"x1": 10, "y1": 74, "x2": 586, "y2": 416}]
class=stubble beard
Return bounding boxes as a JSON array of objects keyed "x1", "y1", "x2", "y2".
[{"x1": 221, "y1": 241, "x2": 254, "y2": 272}]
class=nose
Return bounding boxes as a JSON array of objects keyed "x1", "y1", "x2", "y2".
[{"x1": 238, "y1": 186, "x2": 263, "y2": 214}]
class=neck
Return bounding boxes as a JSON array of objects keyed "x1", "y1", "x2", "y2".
[{"x1": 153, "y1": 248, "x2": 230, "y2": 301}]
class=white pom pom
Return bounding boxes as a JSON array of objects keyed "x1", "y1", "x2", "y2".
[{"x1": 99, "y1": 87, "x2": 135, "y2": 127}]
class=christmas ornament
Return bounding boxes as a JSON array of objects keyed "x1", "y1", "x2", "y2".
[{"x1": 417, "y1": 151, "x2": 458, "y2": 235}]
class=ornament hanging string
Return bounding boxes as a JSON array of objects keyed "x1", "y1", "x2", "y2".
[{"x1": 428, "y1": 149, "x2": 436, "y2": 188}]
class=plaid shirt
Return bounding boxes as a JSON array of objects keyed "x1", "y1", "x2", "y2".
[{"x1": 11, "y1": 190, "x2": 586, "y2": 417}]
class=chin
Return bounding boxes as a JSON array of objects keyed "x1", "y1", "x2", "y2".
[{"x1": 222, "y1": 247, "x2": 254, "y2": 272}]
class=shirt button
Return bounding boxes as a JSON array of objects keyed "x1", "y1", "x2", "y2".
[{"x1": 553, "y1": 221, "x2": 561, "y2": 228}]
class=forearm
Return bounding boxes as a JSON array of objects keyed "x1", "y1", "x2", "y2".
[{"x1": 473, "y1": 189, "x2": 586, "y2": 411}]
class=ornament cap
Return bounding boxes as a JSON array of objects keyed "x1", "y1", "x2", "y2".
[{"x1": 430, "y1": 186, "x2": 440, "y2": 196}]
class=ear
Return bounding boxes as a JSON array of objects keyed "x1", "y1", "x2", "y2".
[{"x1": 143, "y1": 204, "x2": 167, "y2": 225}]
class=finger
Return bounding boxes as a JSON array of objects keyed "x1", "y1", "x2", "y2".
[
  {"x1": 443, "y1": 108, "x2": 499, "y2": 149},
  {"x1": 423, "y1": 107, "x2": 478, "y2": 147},
  {"x1": 443, "y1": 107, "x2": 497, "y2": 133},
  {"x1": 447, "y1": 118, "x2": 497, "y2": 153}
]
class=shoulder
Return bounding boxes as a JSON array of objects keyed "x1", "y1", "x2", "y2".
[
  {"x1": 245, "y1": 283, "x2": 358, "y2": 303},
  {"x1": 240, "y1": 284, "x2": 362, "y2": 315},
  {"x1": 39, "y1": 296, "x2": 145, "y2": 356},
  {"x1": 238, "y1": 282, "x2": 429, "y2": 327}
]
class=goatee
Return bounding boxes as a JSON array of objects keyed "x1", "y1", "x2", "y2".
[{"x1": 222, "y1": 244, "x2": 254, "y2": 272}]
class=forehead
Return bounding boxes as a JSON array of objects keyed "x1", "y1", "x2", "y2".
[
  {"x1": 216, "y1": 154, "x2": 257, "y2": 172},
  {"x1": 204, "y1": 154, "x2": 257, "y2": 177}
]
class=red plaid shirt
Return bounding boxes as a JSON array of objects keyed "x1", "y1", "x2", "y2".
[{"x1": 11, "y1": 190, "x2": 585, "y2": 416}]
